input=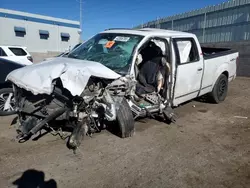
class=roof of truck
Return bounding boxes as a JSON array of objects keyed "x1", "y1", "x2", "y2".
[{"x1": 101, "y1": 28, "x2": 195, "y2": 38}]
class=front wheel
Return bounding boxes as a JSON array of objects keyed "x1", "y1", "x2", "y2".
[
  {"x1": 209, "y1": 74, "x2": 228, "y2": 104},
  {"x1": 0, "y1": 88, "x2": 16, "y2": 116},
  {"x1": 116, "y1": 98, "x2": 135, "y2": 138}
]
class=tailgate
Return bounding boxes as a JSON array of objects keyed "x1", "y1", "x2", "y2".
[{"x1": 228, "y1": 52, "x2": 239, "y2": 79}]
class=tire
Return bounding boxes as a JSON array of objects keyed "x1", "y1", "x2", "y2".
[
  {"x1": 0, "y1": 88, "x2": 16, "y2": 116},
  {"x1": 116, "y1": 98, "x2": 135, "y2": 138},
  {"x1": 209, "y1": 74, "x2": 228, "y2": 104}
]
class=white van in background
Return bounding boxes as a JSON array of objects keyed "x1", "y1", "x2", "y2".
[{"x1": 0, "y1": 46, "x2": 33, "y2": 65}]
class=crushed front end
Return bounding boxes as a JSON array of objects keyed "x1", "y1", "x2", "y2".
[{"x1": 11, "y1": 75, "x2": 134, "y2": 150}]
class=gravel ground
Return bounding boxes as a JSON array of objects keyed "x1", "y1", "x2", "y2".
[{"x1": 0, "y1": 77, "x2": 249, "y2": 188}]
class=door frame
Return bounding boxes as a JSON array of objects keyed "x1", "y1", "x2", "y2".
[
  {"x1": 171, "y1": 37, "x2": 203, "y2": 106},
  {"x1": 134, "y1": 35, "x2": 172, "y2": 102}
]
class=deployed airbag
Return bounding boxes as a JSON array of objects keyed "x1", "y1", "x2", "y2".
[
  {"x1": 6, "y1": 57, "x2": 121, "y2": 96},
  {"x1": 176, "y1": 41, "x2": 192, "y2": 63}
]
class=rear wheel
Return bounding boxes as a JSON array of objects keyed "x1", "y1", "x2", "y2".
[
  {"x1": 209, "y1": 74, "x2": 228, "y2": 104},
  {"x1": 116, "y1": 98, "x2": 135, "y2": 138},
  {"x1": 0, "y1": 88, "x2": 16, "y2": 116}
]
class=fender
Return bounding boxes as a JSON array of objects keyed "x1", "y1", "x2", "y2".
[{"x1": 211, "y1": 63, "x2": 229, "y2": 89}]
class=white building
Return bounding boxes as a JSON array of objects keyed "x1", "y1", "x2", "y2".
[{"x1": 0, "y1": 8, "x2": 81, "y2": 53}]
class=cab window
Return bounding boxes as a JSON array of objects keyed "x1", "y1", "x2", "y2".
[{"x1": 174, "y1": 38, "x2": 199, "y2": 64}]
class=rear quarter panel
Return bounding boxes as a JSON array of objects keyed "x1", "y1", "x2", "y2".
[{"x1": 199, "y1": 52, "x2": 238, "y2": 96}]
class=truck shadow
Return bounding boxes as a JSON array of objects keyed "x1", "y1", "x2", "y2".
[
  {"x1": 194, "y1": 95, "x2": 217, "y2": 104},
  {"x1": 13, "y1": 169, "x2": 57, "y2": 188}
]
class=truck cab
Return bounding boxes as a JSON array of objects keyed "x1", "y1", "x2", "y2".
[{"x1": 104, "y1": 28, "x2": 238, "y2": 106}]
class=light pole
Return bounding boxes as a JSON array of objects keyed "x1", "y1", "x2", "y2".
[
  {"x1": 76, "y1": 0, "x2": 83, "y2": 42},
  {"x1": 80, "y1": 0, "x2": 82, "y2": 32}
]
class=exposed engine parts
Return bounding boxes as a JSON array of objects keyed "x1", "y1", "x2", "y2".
[{"x1": 12, "y1": 74, "x2": 176, "y2": 151}]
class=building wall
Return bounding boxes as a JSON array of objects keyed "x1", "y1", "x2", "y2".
[
  {"x1": 137, "y1": 0, "x2": 250, "y2": 43},
  {"x1": 0, "y1": 9, "x2": 80, "y2": 53}
]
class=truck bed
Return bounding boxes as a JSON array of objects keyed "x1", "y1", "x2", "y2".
[{"x1": 201, "y1": 46, "x2": 238, "y2": 60}]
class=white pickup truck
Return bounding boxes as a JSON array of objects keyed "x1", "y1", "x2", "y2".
[{"x1": 6, "y1": 28, "x2": 239, "y2": 148}]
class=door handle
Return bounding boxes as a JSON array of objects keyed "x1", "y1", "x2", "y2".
[{"x1": 197, "y1": 68, "x2": 203, "y2": 71}]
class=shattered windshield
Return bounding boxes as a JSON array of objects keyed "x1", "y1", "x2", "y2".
[{"x1": 68, "y1": 33, "x2": 143, "y2": 74}]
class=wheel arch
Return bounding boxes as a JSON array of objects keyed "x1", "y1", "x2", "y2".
[
  {"x1": 212, "y1": 64, "x2": 229, "y2": 89},
  {"x1": 222, "y1": 71, "x2": 229, "y2": 78}
]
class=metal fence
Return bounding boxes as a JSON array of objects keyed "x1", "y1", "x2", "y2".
[{"x1": 136, "y1": 0, "x2": 250, "y2": 43}]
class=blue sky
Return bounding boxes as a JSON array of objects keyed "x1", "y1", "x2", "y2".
[{"x1": 2, "y1": 0, "x2": 227, "y2": 40}]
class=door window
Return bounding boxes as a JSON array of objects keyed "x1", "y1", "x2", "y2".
[{"x1": 174, "y1": 38, "x2": 199, "y2": 64}]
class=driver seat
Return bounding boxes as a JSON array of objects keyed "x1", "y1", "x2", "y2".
[{"x1": 135, "y1": 56, "x2": 166, "y2": 96}]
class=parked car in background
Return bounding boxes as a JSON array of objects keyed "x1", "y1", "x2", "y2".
[
  {"x1": 0, "y1": 46, "x2": 33, "y2": 66},
  {"x1": 0, "y1": 58, "x2": 24, "y2": 115}
]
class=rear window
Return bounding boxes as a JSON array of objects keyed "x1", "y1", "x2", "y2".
[
  {"x1": 0, "y1": 47, "x2": 7, "y2": 56},
  {"x1": 9, "y1": 47, "x2": 27, "y2": 56}
]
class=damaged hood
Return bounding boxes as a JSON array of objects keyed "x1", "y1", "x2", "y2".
[{"x1": 6, "y1": 57, "x2": 121, "y2": 96}]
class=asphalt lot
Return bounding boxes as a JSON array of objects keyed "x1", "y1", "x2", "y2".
[{"x1": 0, "y1": 77, "x2": 249, "y2": 188}]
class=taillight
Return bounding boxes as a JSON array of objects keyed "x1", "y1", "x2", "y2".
[{"x1": 27, "y1": 56, "x2": 33, "y2": 63}]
